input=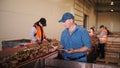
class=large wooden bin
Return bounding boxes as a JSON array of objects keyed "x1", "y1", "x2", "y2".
[{"x1": 0, "y1": 40, "x2": 59, "y2": 68}]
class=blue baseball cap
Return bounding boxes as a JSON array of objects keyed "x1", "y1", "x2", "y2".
[{"x1": 59, "y1": 12, "x2": 74, "y2": 23}]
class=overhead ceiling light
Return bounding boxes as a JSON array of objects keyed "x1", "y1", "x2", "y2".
[
  {"x1": 110, "y1": 9, "x2": 114, "y2": 12},
  {"x1": 111, "y1": 1, "x2": 114, "y2": 5}
]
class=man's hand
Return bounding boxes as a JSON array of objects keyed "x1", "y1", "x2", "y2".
[
  {"x1": 65, "y1": 48, "x2": 75, "y2": 54},
  {"x1": 49, "y1": 46, "x2": 58, "y2": 52}
]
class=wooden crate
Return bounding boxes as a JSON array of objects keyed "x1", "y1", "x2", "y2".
[
  {"x1": 105, "y1": 52, "x2": 119, "y2": 64},
  {"x1": 105, "y1": 43, "x2": 120, "y2": 65}
]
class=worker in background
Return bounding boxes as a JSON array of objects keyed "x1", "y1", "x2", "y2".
[
  {"x1": 30, "y1": 18, "x2": 48, "y2": 44},
  {"x1": 87, "y1": 26, "x2": 99, "y2": 63},
  {"x1": 57, "y1": 12, "x2": 91, "y2": 62},
  {"x1": 88, "y1": 26, "x2": 96, "y2": 37},
  {"x1": 97, "y1": 25, "x2": 108, "y2": 59},
  {"x1": 105, "y1": 27, "x2": 111, "y2": 35}
]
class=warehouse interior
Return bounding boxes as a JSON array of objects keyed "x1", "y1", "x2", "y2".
[{"x1": 0, "y1": 0, "x2": 120, "y2": 68}]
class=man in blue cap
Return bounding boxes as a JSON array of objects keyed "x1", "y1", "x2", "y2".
[{"x1": 58, "y1": 12, "x2": 91, "y2": 62}]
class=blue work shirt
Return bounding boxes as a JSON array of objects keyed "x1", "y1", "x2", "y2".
[{"x1": 60, "y1": 25, "x2": 91, "y2": 62}]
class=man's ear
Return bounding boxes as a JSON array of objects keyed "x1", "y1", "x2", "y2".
[{"x1": 69, "y1": 19, "x2": 74, "y2": 23}]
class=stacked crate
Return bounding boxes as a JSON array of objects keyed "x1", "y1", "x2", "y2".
[{"x1": 105, "y1": 32, "x2": 120, "y2": 65}]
